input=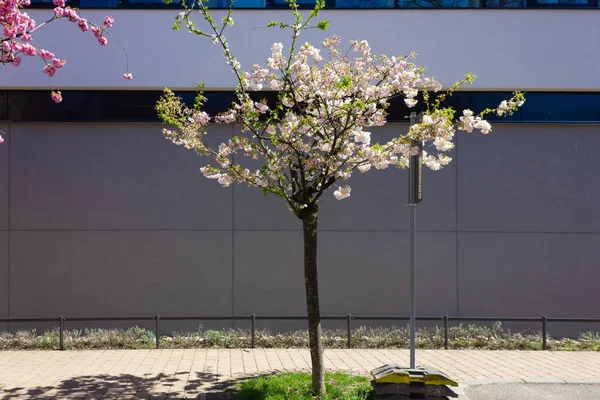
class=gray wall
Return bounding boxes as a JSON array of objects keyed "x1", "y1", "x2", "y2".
[
  {"x1": 11, "y1": 10, "x2": 600, "y2": 91},
  {"x1": 1, "y1": 122, "x2": 599, "y2": 337}
]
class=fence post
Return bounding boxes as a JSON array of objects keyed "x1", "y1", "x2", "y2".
[
  {"x1": 59, "y1": 316, "x2": 64, "y2": 351},
  {"x1": 542, "y1": 316, "x2": 547, "y2": 350},
  {"x1": 443, "y1": 315, "x2": 449, "y2": 350},
  {"x1": 155, "y1": 314, "x2": 160, "y2": 349},
  {"x1": 251, "y1": 314, "x2": 256, "y2": 349},
  {"x1": 346, "y1": 314, "x2": 352, "y2": 349}
]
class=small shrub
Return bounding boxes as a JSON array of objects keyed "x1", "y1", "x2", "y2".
[{"x1": 0, "y1": 323, "x2": 598, "y2": 351}]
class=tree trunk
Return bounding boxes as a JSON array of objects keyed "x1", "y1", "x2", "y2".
[{"x1": 302, "y1": 209, "x2": 326, "y2": 397}]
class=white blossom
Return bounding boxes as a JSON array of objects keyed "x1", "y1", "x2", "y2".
[{"x1": 333, "y1": 185, "x2": 351, "y2": 200}]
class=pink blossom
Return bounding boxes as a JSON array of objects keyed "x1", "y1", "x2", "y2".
[
  {"x1": 39, "y1": 49, "x2": 54, "y2": 60},
  {"x1": 10, "y1": 56, "x2": 20, "y2": 66},
  {"x1": 103, "y1": 16, "x2": 114, "y2": 28},
  {"x1": 91, "y1": 26, "x2": 102, "y2": 39},
  {"x1": 123, "y1": 72, "x2": 133, "y2": 80},
  {"x1": 53, "y1": 7, "x2": 64, "y2": 17},
  {"x1": 52, "y1": 58, "x2": 65, "y2": 68},
  {"x1": 53, "y1": 0, "x2": 66, "y2": 6},
  {"x1": 2, "y1": 42, "x2": 10, "y2": 52},
  {"x1": 255, "y1": 102, "x2": 269, "y2": 114},
  {"x1": 0, "y1": 135, "x2": 4, "y2": 144},
  {"x1": 43, "y1": 64, "x2": 56, "y2": 77},
  {"x1": 3, "y1": 26, "x2": 16, "y2": 39},
  {"x1": 77, "y1": 18, "x2": 88, "y2": 32},
  {"x1": 21, "y1": 43, "x2": 36, "y2": 56},
  {"x1": 63, "y1": 7, "x2": 77, "y2": 22},
  {"x1": 98, "y1": 37, "x2": 107, "y2": 46},
  {"x1": 20, "y1": 33, "x2": 32, "y2": 42},
  {"x1": 51, "y1": 91, "x2": 62, "y2": 103}
]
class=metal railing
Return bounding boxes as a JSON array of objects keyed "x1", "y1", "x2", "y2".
[{"x1": 1, "y1": 314, "x2": 599, "y2": 351}]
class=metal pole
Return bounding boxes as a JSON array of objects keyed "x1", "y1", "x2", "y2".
[
  {"x1": 346, "y1": 314, "x2": 352, "y2": 349},
  {"x1": 443, "y1": 315, "x2": 449, "y2": 350},
  {"x1": 59, "y1": 316, "x2": 64, "y2": 351},
  {"x1": 155, "y1": 314, "x2": 160, "y2": 349},
  {"x1": 409, "y1": 202, "x2": 416, "y2": 369},
  {"x1": 407, "y1": 111, "x2": 420, "y2": 370},
  {"x1": 542, "y1": 316, "x2": 547, "y2": 350},
  {"x1": 251, "y1": 314, "x2": 256, "y2": 349}
]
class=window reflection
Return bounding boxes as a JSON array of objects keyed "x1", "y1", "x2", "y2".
[
  {"x1": 400, "y1": 0, "x2": 475, "y2": 7},
  {"x1": 336, "y1": 0, "x2": 394, "y2": 8},
  {"x1": 26, "y1": 0, "x2": 598, "y2": 10},
  {"x1": 125, "y1": 0, "x2": 176, "y2": 3},
  {"x1": 80, "y1": 0, "x2": 121, "y2": 6},
  {"x1": 534, "y1": 0, "x2": 592, "y2": 3},
  {"x1": 214, "y1": 0, "x2": 267, "y2": 6},
  {"x1": 272, "y1": 0, "x2": 315, "y2": 4},
  {"x1": 484, "y1": 0, "x2": 525, "y2": 7}
]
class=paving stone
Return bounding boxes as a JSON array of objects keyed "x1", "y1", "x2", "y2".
[{"x1": 0, "y1": 349, "x2": 598, "y2": 398}]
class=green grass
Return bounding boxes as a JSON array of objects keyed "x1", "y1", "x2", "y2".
[{"x1": 234, "y1": 372, "x2": 374, "y2": 400}]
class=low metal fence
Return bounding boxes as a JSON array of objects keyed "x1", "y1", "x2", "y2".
[{"x1": 1, "y1": 314, "x2": 599, "y2": 351}]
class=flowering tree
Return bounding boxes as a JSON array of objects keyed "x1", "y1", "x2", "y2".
[
  {"x1": 157, "y1": 0, "x2": 524, "y2": 395},
  {"x1": 0, "y1": 0, "x2": 132, "y2": 143}
]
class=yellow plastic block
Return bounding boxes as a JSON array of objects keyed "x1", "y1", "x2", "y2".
[{"x1": 371, "y1": 364, "x2": 458, "y2": 387}]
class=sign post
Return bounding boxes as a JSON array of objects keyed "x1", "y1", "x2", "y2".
[
  {"x1": 408, "y1": 112, "x2": 423, "y2": 369},
  {"x1": 369, "y1": 112, "x2": 457, "y2": 399},
  {"x1": 369, "y1": 112, "x2": 457, "y2": 398}
]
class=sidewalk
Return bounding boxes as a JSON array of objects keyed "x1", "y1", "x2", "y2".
[{"x1": 0, "y1": 349, "x2": 599, "y2": 399}]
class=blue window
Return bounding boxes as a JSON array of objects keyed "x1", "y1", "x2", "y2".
[
  {"x1": 527, "y1": 0, "x2": 596, "y2": 6},
  {"x1": 26, "y1": 0, "x2": 599, "y2": 9},
  {"x1": 80, "y1": 0, "x2": 120, "y2": 6},
  {"x1": 335, "y1": 0, "x2": 394, "y2": 8},
  {"x1": 204, "y1": 0, "x2": 266, "y2": 7}
]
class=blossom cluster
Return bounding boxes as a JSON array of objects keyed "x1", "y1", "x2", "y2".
[
  {"x1": 159, "y1": 5, "x2": 524, "y2": 215},
  {"x1": 496, "y1": 97, "x2": 525, "y2": 116}
]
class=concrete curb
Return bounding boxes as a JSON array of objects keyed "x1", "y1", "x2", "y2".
[
  {"x1": 462, "y1": 378, "x2": 600, "y2": 385},
  {"x1": 458, "y1": 378, "x2": 600, "y2": 400}
]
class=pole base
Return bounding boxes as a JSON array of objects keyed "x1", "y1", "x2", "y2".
[
  {"x1": 371, "y1": 364, "x2": 458, "y2": 386},
  {"x1": 371, "y1": 381, "x2": 458, "y2": 398}
]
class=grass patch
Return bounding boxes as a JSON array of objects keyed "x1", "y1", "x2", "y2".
[
  {"x1": 1, "y1": 323, "x2": 599, "y2": 351},
  {"x1": 234, "y1": 372, "x2": 373, "y2": 400}
]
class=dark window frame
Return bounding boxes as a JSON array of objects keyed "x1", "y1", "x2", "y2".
[
  {"x1": 3, "y1": 90, "x2": 600, "y2": 123},
  {"x1": 526, "y1": 0, "x2": 597, "y2": 7}
]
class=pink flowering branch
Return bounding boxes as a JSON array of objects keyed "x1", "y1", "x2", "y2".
[
  {"x1": 0, "y1": 0, "x2": 133, "y2": 143},
  {"x1": 0, "y1": 0, "x2": 132, "y2": 100}
]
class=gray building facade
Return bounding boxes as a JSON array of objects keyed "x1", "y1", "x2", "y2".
[
  {"x1": 1, "y1": 121, "x2": 599, "y2": 337},
  {"x1": 3, "y1": 0, "x2": 600, "y2": 338}
]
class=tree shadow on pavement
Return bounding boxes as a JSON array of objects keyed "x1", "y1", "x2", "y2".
[{"x1": 0, "y1": 370, "x2": 278, "y2": 399}]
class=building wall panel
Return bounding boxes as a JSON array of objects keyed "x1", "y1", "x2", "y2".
[
  {"x1": 457, "y1": 124, "x2": 600, "y2": 233},
  {"x1": 9, "y1": 123, "x2": 233, "y2": 230},
  {"x1": 458, "y1": 232, "x2": 600, "y2": 336},
  {"x1": 9, "y1": 231, "x2": 233, "y2": 321},
  {"x1": 5, "y1": 10, "x2": 599, "y2": 91}
]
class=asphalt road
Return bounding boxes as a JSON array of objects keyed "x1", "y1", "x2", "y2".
[{"x1": 464, "y1": 383, "x2": 600, "y2": 400}]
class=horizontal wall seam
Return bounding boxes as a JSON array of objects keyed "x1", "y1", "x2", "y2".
[{"x1": 3, "y1": 229, "x2": 600, "y2": 234}]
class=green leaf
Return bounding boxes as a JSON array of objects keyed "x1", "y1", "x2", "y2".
[{"x1": 316, "y1": 20, "x2": 329, "y2": 31}]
